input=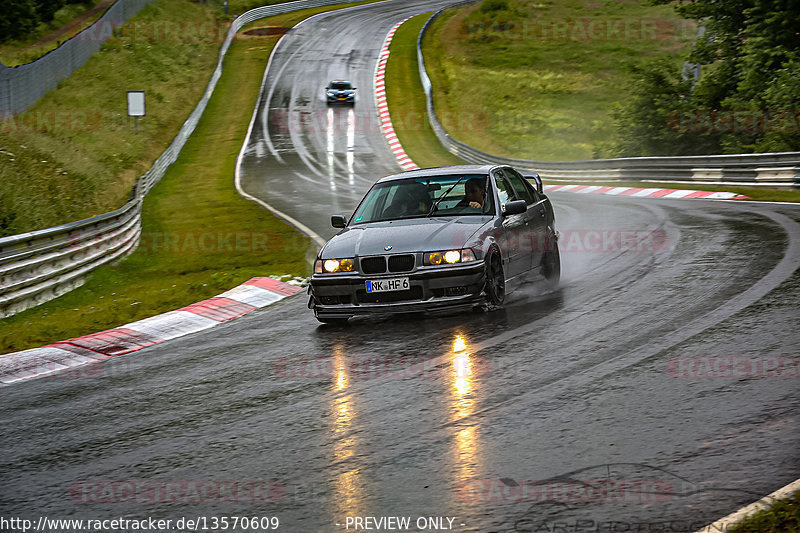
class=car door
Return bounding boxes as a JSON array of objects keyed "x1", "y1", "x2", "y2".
[
  {"x1": 503, "y1": 167, "x2": 547, "y2": 271},
  {"x1": 492, "y1": 170, "x2": 527, "y2": 279}
]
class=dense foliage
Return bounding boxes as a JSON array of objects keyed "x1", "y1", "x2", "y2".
[
  {"x1": 611, "y1": 0, "x2": 800, "y2": 156},
  {"x1": 0, "y1": 0, "x2": 90, "y2": 45}
]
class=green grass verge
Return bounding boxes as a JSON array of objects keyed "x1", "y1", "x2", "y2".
[
  {"x1": 385, "y1": 12, "x2": 464, "y2": 168},
  {"x1": 730, "y1": 490, "x2": 800, "y2": 533},
  {"x1": 423, "y1": 0, "x2": 696, "y2": 161},
  {"x1": 0, "y1": 1, "x2": 381, "y2": 355}
]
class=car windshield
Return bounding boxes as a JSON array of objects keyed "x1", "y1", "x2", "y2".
[
  {"x1": 329, "y1": 81, "x2": 352, "y2": 90},
  {"x1": 350, "y1": 175, "x2": 494, "y2": 224}
]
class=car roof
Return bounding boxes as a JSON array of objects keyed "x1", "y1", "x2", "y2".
[{"x1": 376, "y1": 164, "x2": 500, "y2": 183}]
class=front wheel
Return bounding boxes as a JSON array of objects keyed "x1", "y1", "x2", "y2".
[{"x1": 484, "y1": 250, "x2": 505, "y2": 307}]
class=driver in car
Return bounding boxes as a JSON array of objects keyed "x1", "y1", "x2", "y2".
[{"x1": 457, "y1": 178, "x2": 486, "y2": 209}]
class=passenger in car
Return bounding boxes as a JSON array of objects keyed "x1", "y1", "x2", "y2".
[
  {"x1": 385, "y1": 183, "x2": 431, "y2": 218},
  {"x1": 458, "y1": 178, "x2": 486, "y2": 209}
]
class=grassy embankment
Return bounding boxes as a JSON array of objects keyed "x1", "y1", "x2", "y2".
[
  {"x1": 0, "y1": 0, "x2": 379, "y2": 354},
  {"x1": 730, "y1": 489, "x2": 800, "y2": 533},
  {"x1": 387, "y1": 2, "x2": 799, "y2": 202},
  {"x1": 425, "y1": 0, "x2": 697, "y2": 161}
]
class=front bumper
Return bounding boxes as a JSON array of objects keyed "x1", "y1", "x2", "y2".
[
  {"x1": 327, "y1": 95, "x2": 355, "y2": 104},
  {"x1": 310, "y1": 260, "x2": 486, "y2": 318}
]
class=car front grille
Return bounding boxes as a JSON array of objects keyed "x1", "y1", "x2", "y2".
[
  {"x1": 388, "y1": 254, "x2": 414, "y2": 273},
  {"x1": 360, "y1": 256, "x2": 386, "y2": 274}
]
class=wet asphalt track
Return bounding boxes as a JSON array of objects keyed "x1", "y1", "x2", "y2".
[{"x1": 2, "y1": 1, "x2": 799, "y2": 532}]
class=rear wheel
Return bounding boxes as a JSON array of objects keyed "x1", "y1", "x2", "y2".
[
  {"x1": 542, "y1": 234, "x2": 561, "y2": 287},
  {"x1": 484, "y1": 250, "x2": 505, "y2": 307}
]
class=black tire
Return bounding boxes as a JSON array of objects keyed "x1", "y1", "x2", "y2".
[
  {"x1": 542, "y1": 236, "x2": 561, "y2": 287},
  {"x1": 484, "y1": 250, "x2": 505, "y2": 306}
]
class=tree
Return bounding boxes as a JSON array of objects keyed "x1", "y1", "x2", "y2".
[
  {"x1": 613, "y1": 0, "x2": 800, "y2": 155},
  {"x1": 35, "y1": 0, "x2": 67, "y2": 25},
  {"x1": 0, "y1": 0, "x2": 39, "y2": 44}
]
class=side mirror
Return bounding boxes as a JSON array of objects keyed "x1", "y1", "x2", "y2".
[
  {"x1": 331, "y1": 215, "x2": 347, "y2": 228},
  {"x1": 503, "y1": 200, "x2": 527, "y2": 216}
]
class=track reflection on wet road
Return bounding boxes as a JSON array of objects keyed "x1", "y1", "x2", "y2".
[{"x1": 1, "y1": 1, "x2": 798, "y2": 533}]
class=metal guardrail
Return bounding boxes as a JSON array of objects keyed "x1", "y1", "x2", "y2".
[
  {"x1": 417, "y1": 5, "x2": 800, "y2": 186},
  {"x1": 0, "y1": 0, "x2": 367, "y2": 318}
]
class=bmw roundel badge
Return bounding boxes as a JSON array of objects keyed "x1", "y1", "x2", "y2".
[{"x1": 384, "y1": 245, "x2": 392, "y2": 251}]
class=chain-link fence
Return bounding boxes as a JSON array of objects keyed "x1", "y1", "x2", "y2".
[
  {"x1": 0, "y1": 0, "x2": 156, "y2": 115},
  {"x1": 0, "y1": 0, "x2": 367, "y2": 318}
]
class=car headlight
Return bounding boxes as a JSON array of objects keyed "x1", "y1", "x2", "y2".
[
  {"x1": 315, "y1": 257, "x2": 355, "y2": 273},
  {"x1": 423, "y1": 248, "x2": 477, "y2": 266},
  {"x1": 327, "y1": 91, "x2": 336, "y2": 96}
]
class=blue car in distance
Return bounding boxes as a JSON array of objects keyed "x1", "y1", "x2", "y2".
[{"x1": 326, "y1": 80, "x2": 356, "y2": 105}]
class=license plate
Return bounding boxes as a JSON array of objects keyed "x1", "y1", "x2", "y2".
[
  {"x1": 338, "y1": 97, "x2": 346, "y2": 101},
  {"x1": 366, "y1": 278, "x2": 409, "y2": 293}
]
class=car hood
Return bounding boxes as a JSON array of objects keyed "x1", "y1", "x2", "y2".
[{"x1": 321, "y1": 217, "x2": 491, "y2": 258}]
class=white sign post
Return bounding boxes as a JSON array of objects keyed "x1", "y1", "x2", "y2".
[{"x1": 127, "y1": 91, "x2": 146, "y2": 134}]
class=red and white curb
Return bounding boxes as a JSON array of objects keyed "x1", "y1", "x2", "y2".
[
  {"x1": 375, "y1": 18, "x2": 419, "y2": 172},
  {"x1": 543, "y1": 184, "x2": 750, "y2": 200},
  {"x1": 0, "y1": 277, "x2": 303, "y2": 386}
]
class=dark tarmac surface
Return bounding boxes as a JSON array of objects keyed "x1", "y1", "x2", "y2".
[{"x1": 1, "y1": 1, "x2": 799, "y2": 532}]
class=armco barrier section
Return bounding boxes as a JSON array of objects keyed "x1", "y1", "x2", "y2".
[
  {"x1": 417, "y1": 4, "x2": 800, "y2": 186},
  {"x1": 0, "y1": 0, "x2": 366, "y2": 319}
]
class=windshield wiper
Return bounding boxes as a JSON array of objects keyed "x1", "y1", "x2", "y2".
[{"x1": 427, "y1": 177, "x2": 464, "y2": 217}]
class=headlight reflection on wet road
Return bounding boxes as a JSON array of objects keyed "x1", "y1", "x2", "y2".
[
  {"x1": 449, "y1": 333, "x2": 485, "y2": 511},
  {"x1": 329, "y1": 342, "x2": 365, "y2": 518}
]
